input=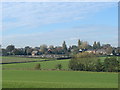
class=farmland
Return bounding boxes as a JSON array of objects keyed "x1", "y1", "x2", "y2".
[
  {"x1": 2, "y1": 2, "x2": 119, "y2": 88},
  {"x1": 2, "y1": 56, "x2": 119, "y2": 70},
  {"x1": 2, "y1": 59, "x2": 70, "y2": 70},
  {"x1": 2, "y1": 56, "x2": 119, "y2": 88},
  {"x1": 1, "y1": 56, "x2": 48, "y2": 63},
  {"x1": 2, "y1": 70, "x2": 118, "y2": 88}
]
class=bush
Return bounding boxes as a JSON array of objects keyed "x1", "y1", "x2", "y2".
[
  {"x1": 55, "y1": 64, "x2": 62, "y2": 70},
  {"x1": 104, "y1": 57, "x2": 119, "y2": 72},
  {"x1": 69, "y1": 52, "x2": 98, "y2": 71},
  {"x1": 34, "y1": 64, "x2": 41, "y2": 70},
  {"x1": 69, "y1": 52, "x2": 119, "y2": 72},
  {"x1": 96, "y1": 59, "x2": 104, "y2": 72}
]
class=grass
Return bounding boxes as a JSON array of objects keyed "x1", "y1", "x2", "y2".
[
  {"x1": 2, "y1": 56, "x2": 119, "y2": 88},
  {"x1": 1, "y1": 56, "x2": 48, "y2": 63},
  {"x1": 1, "y1": 56, "x2": 106, "y2": 63},
  {"x1": 2, "y1": 59, "x2": 70, "y2": 70},
  {"x1": 2, "y1": 56, "x2": 120, "y2": 70},
  {"x1": 2, "y1": 70, "x2": 118, "y2": 88}
]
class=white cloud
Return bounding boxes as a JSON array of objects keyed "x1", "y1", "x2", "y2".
[
  {"x1": 2, "y1": 25, "x2": 117, "y2": 47},
  {"x1": 2, "y1": 2, "x2": 116, "y2": 31},
  {"x1": 1, "y1": 2, "x2": 118, "y2": 47}
]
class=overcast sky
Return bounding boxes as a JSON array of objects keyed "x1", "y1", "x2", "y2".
[{"x1": 2, "y1": 2, "x2": 118, "y2": 48}]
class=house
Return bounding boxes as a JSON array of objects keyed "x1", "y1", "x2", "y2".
[
  {"x1": 79, "y1": 49, "x2": 83, "y2": 52},
  {"x1": 31, "y1": 51, "x2": 38, "y2": 56},
  {"x1": 86, "y1": 50, "x2": 96, "y2": 54},
  {"x1": 96, "y1": 49, "x2": 107, "y2": 55},
  {"x1": 79, "y1": 48, "x2": 87, "y2": 53}
]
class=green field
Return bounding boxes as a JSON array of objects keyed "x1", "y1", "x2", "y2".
[
  {"x1": 2, "y1": 56, "x2": 119, "y2": 88},
  {"x1": 3, "y1": 59, "x2": 70, "y2": 70},
  {"x1": 2, "y1": 56, "x2": 120, "y2": 70},
  {"x1": 2, "y1": 70, "x2": 118, "y2": 88},
  {"x1": 1, "y1": 56, "x2": 47, "y2": 63}
]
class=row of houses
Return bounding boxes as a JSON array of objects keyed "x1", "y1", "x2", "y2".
[
  {"x1": 31, "y1": 51, "x2": 70, "y2": 58},
  {"x1": 79, "y1": 49, "x2": 113, "y2": 55},
  {"x1": 31, "y1": 48, "x2": 114, "y2": 58}
]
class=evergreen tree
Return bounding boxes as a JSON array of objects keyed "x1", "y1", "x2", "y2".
[
  {"x1": 93, "y1": 41, "x2": 97, "y2": 49},
  {"x1": 97, "y1": 42, "x2": 101, "y2": 49},
  {"x1": 62, "y1": 41, "x2": 67, "y2": 53},
  {"x1": 78, "y1": 39, "x2": 81, "y2": 49}
]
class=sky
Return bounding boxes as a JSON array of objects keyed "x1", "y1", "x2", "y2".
[{"x1": 1, "y1": 2, "x2": 118, "y2": 48}]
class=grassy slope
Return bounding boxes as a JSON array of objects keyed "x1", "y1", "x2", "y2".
[
  {"x1": 1, "y1": 56, "x2": 47, "y2": 63},
  {"x1": 1, "y1": 56, "x2": 106, "y2": 63},
  {"x1": 3, "y1": 56, "x2": 120, "y2": 70},
  {"x1": 2, "y1": 70, "x2": 118, "y2": 88},
  {"x1": 2, "y1": 59, "x2": 70, "y2": 70}
]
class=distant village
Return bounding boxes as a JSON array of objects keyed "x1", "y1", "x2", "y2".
[{"x1": 1, "y1": 39, "x2": 120, "y2": 58}]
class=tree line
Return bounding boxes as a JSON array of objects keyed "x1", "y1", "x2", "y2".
[
  {"x1": 34, "y1": 52, "x2": 119, "y2": 72},
  {"x1": 1, "y1": 39, "x2": 120, "y2": 56},
  {"x1": 69, "y1": 52, "x2": 119, "y2": 72}
]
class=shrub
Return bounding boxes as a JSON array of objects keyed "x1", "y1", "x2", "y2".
[
  {"x1": 55, "y1": 64, "x2": 62, "y2": 70},
  {"x1": 69, "y1": 52, "x2": 98, "y2": 71},
  {"x1": 104, "y1": 57, "x2": 119, "y2": 72},
  {"x1": 69, "y1": 52, "x2": 119, "y2": 72},
  {"x1": 34, "y1": 64, "x2": 41, "y2": 70},
  {"x1": 96, "y1": 59, "x2": 104, "y2": 72}
]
